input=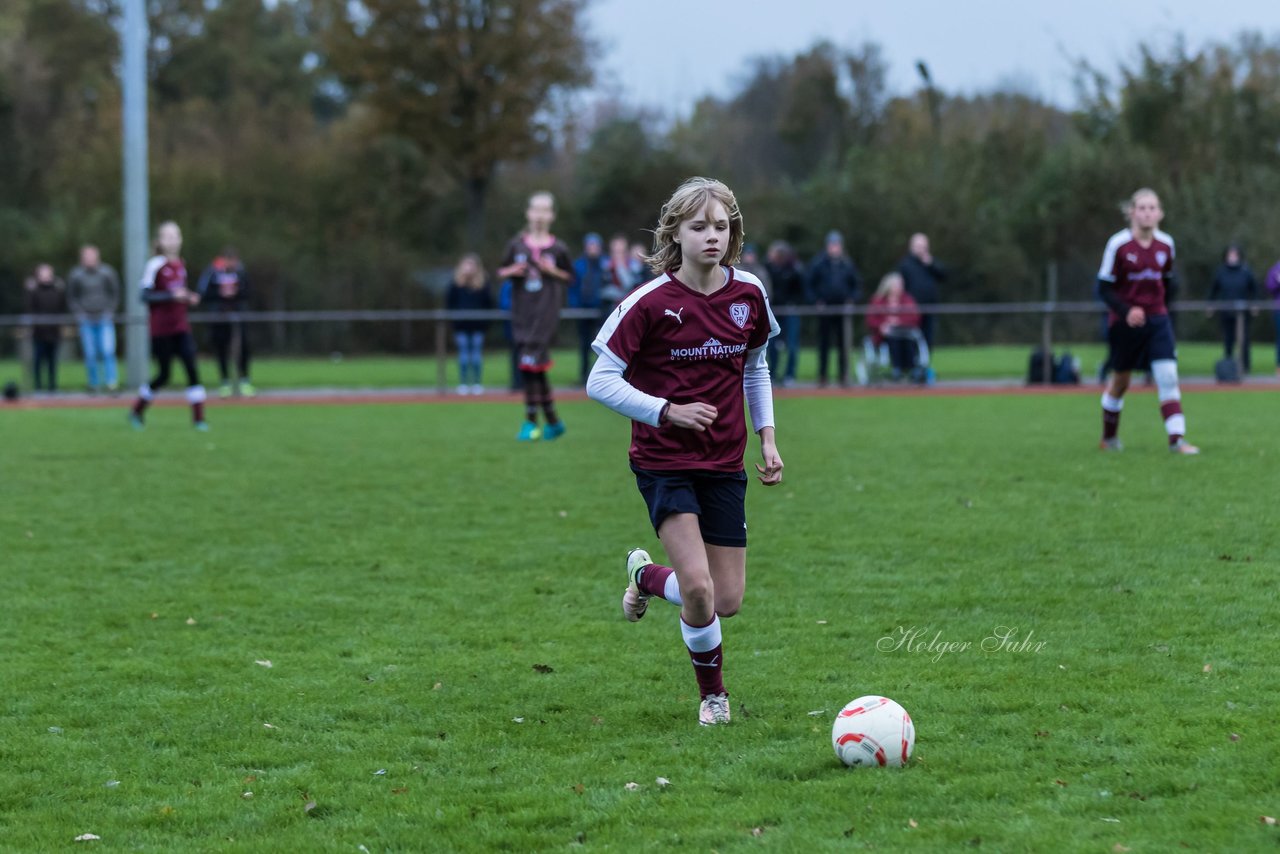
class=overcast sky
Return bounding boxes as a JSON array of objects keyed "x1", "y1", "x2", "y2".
[{"x1": 587, "y1": 0, "x2": 1280, "y2": 114}]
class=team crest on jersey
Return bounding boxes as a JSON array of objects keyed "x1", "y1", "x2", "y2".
[
  {"x1": 1156, "y1": 251, "x2": 1168, "y2": 267},
  {"x1": 729, "y1": 302, "x2": 750, "y2": 329}
]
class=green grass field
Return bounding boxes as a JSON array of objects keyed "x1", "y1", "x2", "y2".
[
  {"x1": 3, "y1": 339, "x2": 1277, "y2": 393},
  {"x1": 2, "y1": 391, "x2": 1278, "y2": 851}
]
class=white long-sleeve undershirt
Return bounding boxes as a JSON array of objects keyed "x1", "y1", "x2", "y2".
[{"x1": 585, "y1": 345, "x2": 776, "y2": 434}]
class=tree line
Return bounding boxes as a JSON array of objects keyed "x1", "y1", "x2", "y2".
[{"x1": 2, "y1": 0, "x2": 1278, "y2": 346}]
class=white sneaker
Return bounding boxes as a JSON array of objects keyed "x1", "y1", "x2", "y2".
[
  {"x1": 622, "y1": 548, "x2": 652, "y2": 622},
  {"x1": 1098, "y1": 438, "x2": 1123, "y2": 452},
  {"x1": 1170, "y1": 438, "x2": 1200, "y2": 455},
  {"x1": 456, "y1": 385, "x2": 469, "y2": 396},
  {"x1": 470, "y1": 384, "x2": 484, "y2": 395},
  {"x1": 699, "y1": 693, "x2": 731, "y2": 726}
]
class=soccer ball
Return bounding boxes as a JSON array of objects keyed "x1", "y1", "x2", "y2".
[{"x1": 831, "y1": 695, "x2": 914, "y2": 767}]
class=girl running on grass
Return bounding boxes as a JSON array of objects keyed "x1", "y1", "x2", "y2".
[
  {"x1": 586, "y1": 177, "x2": 782, "y2": 726},
  {"x1": 129, "y1": 221, "x2": 208, "y2": 430}
]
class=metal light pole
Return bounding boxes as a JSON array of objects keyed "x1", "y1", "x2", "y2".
[{"x1": 122, "y1": 0, "x2": 150, "y2": 387}]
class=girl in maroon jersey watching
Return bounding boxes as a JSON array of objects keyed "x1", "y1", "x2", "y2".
[
  {"x1": 129, "y1": 221, "x2": 208, "y2": 430},
  {"x1": 586, "y1": 177, "x2": 782, "y2": 726}
]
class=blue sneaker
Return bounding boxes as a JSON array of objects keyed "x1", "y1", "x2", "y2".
[
  {"x1": 542, "y1": 420, "x2": 566, "y2": 441},
  {"x1": 517, "y1": 421, "x2": 541, "y2": 441},
  {"x1": 128, "y1": 413, "x2": 145, "y2": 430},
  {"x1": 194, "y1": 421, "x2": 210, "y2": 432}
]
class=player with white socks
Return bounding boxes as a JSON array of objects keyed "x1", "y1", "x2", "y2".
[
  {"x1": 588, "y1": 177, "x2": 783, "y2": 726},
  {"x1": 1096, "y1": 189, "x2": 1198, "y2": 455}
]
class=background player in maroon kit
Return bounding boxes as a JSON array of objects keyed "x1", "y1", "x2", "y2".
[
  {"x1": 1096, "y1": 189, "x2": 1197, "y2": 454},
  {"x1": 586, "y1": 177, "x2": 782, "y2": 726},
  {"x1": 129, "y1": 221, "x2": 209, "y2": 430},
  {"x1": 496, "y1": 191, "x2": 573, "y2": 441}
]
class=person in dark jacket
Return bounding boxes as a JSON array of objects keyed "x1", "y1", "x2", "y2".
[
  {"x1": 805, "y1": 230, "x2": 861, "y2": 386},
  {"x1": 25, "y1": 264, "x2": 68, "y2": 392},
  {"x1": 765, "y1": 240, "x2": 805, "y2": 385},
  {"x1": 197, "y1": 248, "x2": 254, "y2": 397},
  {"x1": 897, "y1": 233, "x2": 945, "y2": 353},
  {"x1": 570, "y1": 233, "x2": 606, "y2": 385},
  {"x1": 1207, "y1": 244, "x2": 1258, "y2": 373},
  {"x1": 446, "y1": 253, "x2": 494, "y2": 394}
]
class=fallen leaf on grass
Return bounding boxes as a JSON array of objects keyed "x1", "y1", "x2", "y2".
[
  {"x1": 751, "y1": 827, "x2": 765, "y2": 837},
  {"x1": 590, "y1": 716, "x2": 603, "y2": 725},
  {"x1": 656, "y1": 777, "x2": 670, "y2": 787},
  {"x1": 241, "y1": 792, "x2": 253, "y2": 799},
  {"x1": 624, "y1": 782, "x2": 640, "y2": 792},
  {"x1": 1035, "y1": 730, "x2": 1050, "y2": 737},
  {"x1": 303, "y1": 800, "x2": 317, "y2": 815},
  {"x1": 532, "y1": 664, "x2": 554, "y2": 674},
  {"x1": 254, "y1": 660, "x2": 272, "y2": 668},
  {"x1": 1054, "y1": 780, "x2": 1068, "y2": 787},
  {"x1": 48, "y1": 727, "x2": 63, "y2": 735},
  {"x1": 908, "y1": 819, "x2": 919, "y2": 829},
  {"x1": 150, "y1": 612, "x2": 159, "y2": 619},
  {"x1": 104, "y1": 781, "x2": 119, "y2": 788},
  {"x1": 186, "y1": 617, "x2": 197, "y2": 625},
  {"x1": 74, "y1": 833, "x2": 100, "y2": 842},
  {"x1": 816, "y1": 620, "x2": 828, "y2": 625},
  {"x1": 391, "y1": 787, "x2": 408, "y2": 795},
  {"x1": 1229, "y1": 733, "x2": 1241, "y2": 742},
  {"x1": 512, "y1": 717, "x2": 524, "y2": 724},
  {"x1": 1261, "y1": 816, "x2": 1277, "y2": 825},
  {"x1": 432, "y1": 682, "x2": 442, "y2": 690},
  {"x1": 1202, "y1": 664, "x2": 1212, "y2": 673},
  {"x1": 807, "y1": 710, "x2": 827, "y2": 717},
  {"x1": 262, "y1": 722, "x2": 277, "y2": 730},
  {"x1": 572, "y1": 784, "x2": 584, "y2": 795},
  {"x1": 1113, "y1": 845, "x2": 1131, "y2": 853},
  {"x1": 1101, "y1": 818, "x2": 1120, "y2": 823},
  {"x1": 374, "y1": 769, "x2": 387, "y2": 776}
]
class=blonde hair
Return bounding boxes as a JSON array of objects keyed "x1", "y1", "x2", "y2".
[
  {"x1": 645, "y1": 177, "x2": 744, "y2": 273},
  {"x1": 1121, "y1": 187, "x2": 1160, "y2": 220},
  {"x1": 874, "y1": 271, "x2": 905, "y2": 300},
  {"x1": 453, "y1": 253, "x2": 487, "y2": 290},
  {"x1": 153, "y1": 220, "x2": 181, "y2": 256}
]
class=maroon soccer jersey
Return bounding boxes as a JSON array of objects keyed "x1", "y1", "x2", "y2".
[
  {"x1": 142, "y1": 255, "x2": 191, "y2": 337},
  {"x1": 1097, "y1": 228, "x2": 1175, "y2": 324},
  {"x1": 593, "y1": 267, "x2": 778, "y2": 472}
]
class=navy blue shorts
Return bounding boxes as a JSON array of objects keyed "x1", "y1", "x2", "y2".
[
  {"x1": 631, "y1": 465, "x2": 748, "y2": 548},
  {"x1": 1108, "y1": 313, "x2": 1176, "y2": 373}
]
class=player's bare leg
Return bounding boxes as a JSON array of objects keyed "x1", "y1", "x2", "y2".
[
  {"x1": 1100, "y1": 371, "x2": 1129, "y2": 451},
  {"x1": 706, "y1": 544, "x2": 746, "y2": 619},
  {"x1": 659, "y1": 513, "x2": 729, "y2": 725}
]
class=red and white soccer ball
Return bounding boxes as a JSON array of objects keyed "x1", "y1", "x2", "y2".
[{"x1": 831, "y1": 695, "x2": 915, "y2": 768}]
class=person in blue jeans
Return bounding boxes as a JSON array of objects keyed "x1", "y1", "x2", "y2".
[
  {"x1": 764, "y1": 240, "x2": 804, "y2": 385},
  {"x1": 570, "y1": 233, "x2": 606, "y2": 385},
  {"x1": 66, "y1": 245, "x2": 121, "y2": 393},
  {"x1": 445, "y1": 253, "x2": 493, "y2": 394}
]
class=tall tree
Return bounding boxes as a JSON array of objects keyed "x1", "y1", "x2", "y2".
[{"x1": 326, "y1": 0, "x2": 593, "y2": 248}]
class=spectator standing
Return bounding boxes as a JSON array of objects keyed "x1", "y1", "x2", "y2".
[
  {"x1": 196, "y1": 248, "x2": 255, "y2": 397},
  {"x1": 66, "y1": 245, "x2": 121, "y2": 393},
  {"x1": 897, "y1": 232, "x2": 945, "y2": 354},
  {"x1": 1266, "y1": 258, "x2": 1280, "y2": 378},
  {"x1": 805, "y1": 230, "x2": 862, "y2": 386},
  {"x1": 496, "y1": 191, "x2": 573, "y2": 441},
  {"x1": 25, "y1": 264, "x2": 68, "y2": 392},
  {"x1": 1207, "y1": 244, "x2": 1258, "y2": 373},
  {"x1": 446, "y1": 253, "x2": 493, "y2": 394},
  {"x1": 600, "y1": 235, "x2": 634, "y2": 315},
  {"x1": 570, "y1": 233, "x2": 606, "y2": 385},
  {"x1": 737, "y1": 244, "x2": 772, "y2": 296},
  {"x1": 765, "y1": 240, "x2": 805, "y2": 386}
]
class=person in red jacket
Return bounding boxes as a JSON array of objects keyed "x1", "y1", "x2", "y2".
[
  {"x1": 129, "y1": 221, "x2": 208, "y2": 430},
  {"x1": 866, "y1": 272, "x2": 921, "y2": 378}
]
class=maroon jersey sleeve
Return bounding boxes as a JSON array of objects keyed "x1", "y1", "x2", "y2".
[{"x1": 594, "y1": 290, "x2": 652, "y2": 365}]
